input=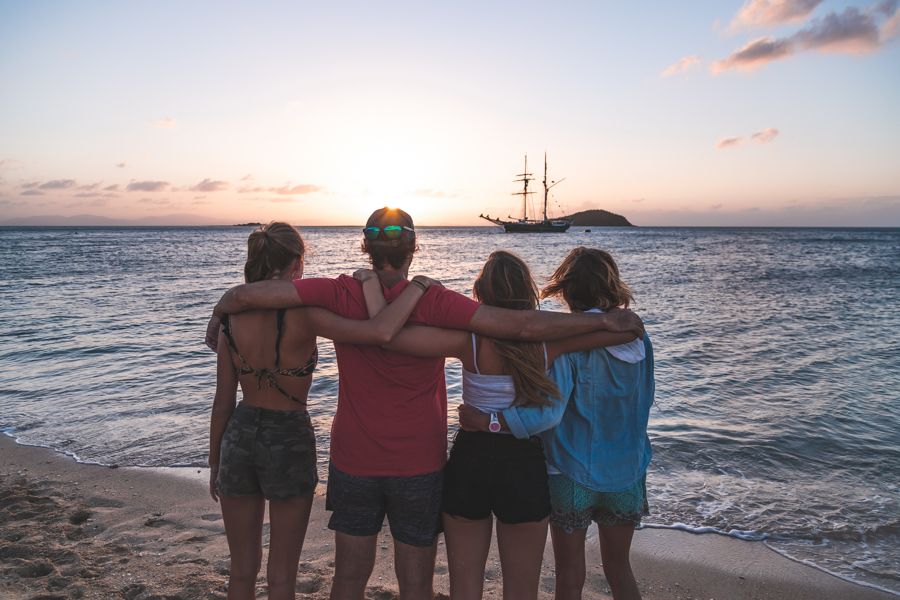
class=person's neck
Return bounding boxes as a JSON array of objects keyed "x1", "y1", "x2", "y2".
[{"x1": 376, "y1": 267, "x2": 408, "y2": 288}]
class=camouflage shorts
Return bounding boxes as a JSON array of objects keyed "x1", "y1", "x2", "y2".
[{"x1": 216, "y1": 403, "x2": 318, "y2": 500}]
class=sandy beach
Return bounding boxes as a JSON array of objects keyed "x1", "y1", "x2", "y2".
[{"x1": 2, "y1": 435, "x2": 894, "y2": 600}]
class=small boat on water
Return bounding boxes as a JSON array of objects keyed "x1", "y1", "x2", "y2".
[{"x1": 480, "y1": 154, "x2": 571, "y2": 233}]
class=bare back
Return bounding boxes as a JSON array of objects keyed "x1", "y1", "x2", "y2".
[{"x1": 224, "y1": 308, "x2": 318, "y2": 411}]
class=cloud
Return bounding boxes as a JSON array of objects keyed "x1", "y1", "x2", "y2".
[
  {"x1": 73, "y1": 192, "x2": 102, "y2": 198},
  {"x1": 731, "y1": 0, "x2": 823, "y2": 29},
  {"x1": 116, "y1": 162, "x2": 127, "y2": 168},
  {"x1": 712, "y1": 36, "x2": 794, "y2": 72},
  {"x1": 238, "y1": 186, "x2": 266, "y2": 193},
  {"x1": 268, "y1": 197, "x2": 299, "y2": 203},
  {"x1": 661, "y1": 55, "x2": 702, "y2": 77},
  {"x1": 713, "y1": 5, "x2": 891, "y2": 73},
  {"x1": 77, "y1": 182, "x2": 100, "y2": 191},
  {"x1": 38, "y1": 179, "x2": 76, "y2": 190},
  {"x1": 190, "y1": 178, "x2": 229, "y2": 192},
  {"x1": 752, "y1": 127, "x2": 780, "y2": 142},
  {"x1": 104, "y1": 184, "x2": 119, "y2": 192},
  {"x1": 270, "y1": 184, "x2": 322, "y2": 195},
  {"x1": 240, "y1": 174, "x2": 253, "y2": 181},
  {"x1": 21, "y1": 182, "x2": 39, "y2": 189},
  {"x1": 154, "y1": 116, "x2": 177, "y2": 129},
  {"x1": 716, "y1": 137, "x2": 744, "y2": 149},
  {"x1": 21, "y1": 189, "x2": 44, "y2": 196},
  {"x1": 138, "y1": 197, "x2": 171, "y2": 205},
  {"x1": 126, "y1": 180, "x2": 169, "y2": 192}
]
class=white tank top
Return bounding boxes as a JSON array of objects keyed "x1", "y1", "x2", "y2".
[{"x1": 461, "y1": 334, "x2": 548, "y2": 414}]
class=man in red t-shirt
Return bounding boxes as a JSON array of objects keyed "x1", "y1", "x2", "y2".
[{"x1": 207, "y1": 207, "x2": 643, "y2": 599}]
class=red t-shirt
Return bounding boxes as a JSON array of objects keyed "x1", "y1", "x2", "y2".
[{"x1": 293, "y1": 275, "x2": 480, "y2": 477}]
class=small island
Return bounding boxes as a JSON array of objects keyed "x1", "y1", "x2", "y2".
[
  {"x1": 561, "y1": 209, "x2": 634, "y2": 227},
  {"x1": 232, "y1": 222, "x2": 263, "y2": 227}
]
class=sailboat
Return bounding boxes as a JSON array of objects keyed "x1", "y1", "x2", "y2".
[{"x1": 480, "y1": 153, "x2": 571, "y2": 233}]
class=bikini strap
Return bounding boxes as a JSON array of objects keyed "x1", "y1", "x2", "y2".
[
  {"x1": 274, "y1": 308, "x2": 286, "y2": 367},
  {"x1": 542, "y1": 342, "x2": 549, "y2": 370},
  {"x1": 470, "y1": 333, "x2": 480, "y2": 375},
  {"x1": 221, "y1": 315, "x2": 251, "y2": 370}
]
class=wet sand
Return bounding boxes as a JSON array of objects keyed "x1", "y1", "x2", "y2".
[{"x1": 1, "y1": 435, "x2": 893, "y2": 599}]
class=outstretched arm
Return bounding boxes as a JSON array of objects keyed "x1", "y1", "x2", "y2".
[
  {"x1": 206, "y1": 280, "x2": 304, "y2": 350},
  {"x1": 547, "y1": 329, "x2": 638, "y2": 363},
  {"x1": 305, "y1": 277, "x2": 435, "y2": 345},
  {"x1": 468, "y1": 305, "x2": 644, "y2": 342}
]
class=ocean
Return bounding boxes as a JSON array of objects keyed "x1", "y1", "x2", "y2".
[{"x1": 1, "y1": 225, "x2": 898, "y2": 594}]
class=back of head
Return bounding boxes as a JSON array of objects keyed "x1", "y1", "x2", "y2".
[
  {"x1": 244, "y1": 221, "x2": 305, "y2": 283},
  {"x1": 473, "y1": 250, "x2": 558, "y2": 407},
  {"x1": 542, "y1": 247, "x2": 633, "y2": 311},
  {"x1": 473, "y1": 250, "x2": 539, "y2": 310},
  {"x1": 361, "y1": 207, "x2": 418, "y2": 270}
]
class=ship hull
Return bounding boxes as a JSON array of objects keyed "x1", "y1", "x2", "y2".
[
  {"x1": 480, "y1": 214, "x2": 571, "y2": 232},
  {"x1": 501, "y1": 221, "x2": 570, "y2": 233}
]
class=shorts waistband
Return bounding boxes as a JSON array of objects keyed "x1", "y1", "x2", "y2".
[{"x1": 233, "y1": 402, "x2": 310, "y2": 421}]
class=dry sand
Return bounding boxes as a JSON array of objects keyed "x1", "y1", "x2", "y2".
[{"x1": 1, "y1": 435, "x2": 893, "y2": 600}]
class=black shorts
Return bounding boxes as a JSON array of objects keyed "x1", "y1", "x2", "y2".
[
  {"x1": 325, "y1": 463, "x2": 443, "y2": 547},
  {"x1": 216, "y1": 403, "x2": 317, "y2": 501},
  {"x1": 442, "y1": 430, "x2": 550, "y2": 524}
]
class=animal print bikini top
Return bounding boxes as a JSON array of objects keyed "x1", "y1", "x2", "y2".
[{"x1": 221, "y1": 309, "x2": 317, "y2": 404}]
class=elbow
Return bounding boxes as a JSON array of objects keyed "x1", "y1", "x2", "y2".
[{"x1": 374, "y1": 326, "x2": 396, "y2": 346}]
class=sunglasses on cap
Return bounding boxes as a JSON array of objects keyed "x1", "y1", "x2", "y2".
[{"x1": 362, "y1": 225, "x2": 415, "y2": 241}]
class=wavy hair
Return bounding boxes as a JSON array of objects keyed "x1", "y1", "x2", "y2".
[
  {"x1": 541, "y1": 247, "x2": 633, "y2": 311},
  {"x1": 473, "y1": 251, "x2": 559, "y2": 407},
  {"x1": 244, "y1": 222, "x2": 305, "y2": 283}
]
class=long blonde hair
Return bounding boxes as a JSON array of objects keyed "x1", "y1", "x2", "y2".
[
  {"x1": 244, "y1": 222, "x2": 305, "y2": 283},
  {"x1": 473, "y1": 251, "x2": 559, "y2": 407}
]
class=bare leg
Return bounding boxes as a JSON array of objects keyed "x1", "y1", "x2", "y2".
[
  {"x1": 266, "y1": 494, "x2": 314, "y2": 600},
  {"x1": 442, "y1": 513, "x2": 492, "y2": 600},
  {"x1": 220, "y1": 494, "x2": 266, "y2": 600},
  {"x1": 597, "y1": 525, "x2": 641, "y2": 600},
  {"x1": 550, "y1": 524, "x2": 587, "y2": 600},
  {"x1": 394, "y1": 539, "x2": 438, "y2": 600},
  {"x1": 330, "y1": 532, "x2": 377, "y2": 600},
  {"x1": 495, "y1": 518, "x2": 548, "y2": 600}
]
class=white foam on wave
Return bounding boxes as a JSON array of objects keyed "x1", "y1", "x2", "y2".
[{"x1": 638, "y1": 520, "x2": 900, "y2": 597}]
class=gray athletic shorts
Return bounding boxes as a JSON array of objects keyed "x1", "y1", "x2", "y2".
[
  {"x1": 216, "y1": 403, "x2": 318, "y2": 501},
  {"x1": 325, "y1": 462, "x2": 443, "y2": 547}
]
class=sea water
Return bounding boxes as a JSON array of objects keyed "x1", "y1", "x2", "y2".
[{"x1": 1, "y1": 225, "x2": 898, "y2": 593}]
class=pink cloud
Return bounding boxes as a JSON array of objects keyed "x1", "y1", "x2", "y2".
[
  {"x1": 661, "y1": 55, "x2": 702, "y2": 77},
  {"x1": 270, "y1": 184, "x2": 322, "y2": 195},
  {"x1": 154, "y1": 116, "x2": 177, "y2": 129},
  {"x1": 714, "y1": 5, "x2": 890, "y2": 73},
  {"x1": 730, "y1": 0, "x2": 823, "y2": 29},
  {"x1": 752, "y1": 128, "x2": 780, "y2": 143},
  {"x1": 126, "y1": 180, "x2": 169, "y2": 192},
  {"x1": 716, "y1": 137, "x2": 744, "y2": 149},
  {"x1": 190, "y1": 178, "x2": 229, "y2": 192}
]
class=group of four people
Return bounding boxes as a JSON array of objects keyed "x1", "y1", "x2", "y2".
[{"x1": 205, "y1": 207, "x2": 655, "y2": 600}]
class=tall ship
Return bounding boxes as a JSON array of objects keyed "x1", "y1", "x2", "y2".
[{"x1": 480, "y1": 153, "x2": 571, "y2": 233}]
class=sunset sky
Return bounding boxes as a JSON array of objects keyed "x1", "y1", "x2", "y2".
[{"x1": 1, "y1": 1, "x2": 898, "y2": 226}]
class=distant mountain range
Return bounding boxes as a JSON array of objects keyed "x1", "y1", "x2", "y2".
[
  {"x1": 0, "y1": 214, "x2": 232, "y2": 226},
  {"x1": 562, "y1": 209, "x2": 634, "y2": 227}
]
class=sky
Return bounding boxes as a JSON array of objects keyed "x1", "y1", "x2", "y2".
[{"x1": 1, "y1": 0, "x2": 899, "y2": 226}]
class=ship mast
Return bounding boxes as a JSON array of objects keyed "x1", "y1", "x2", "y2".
[
  {"x1": 512, "y1": 154, "x2": 534, "y2": 221},
  {"x1": 542, "y1": 152, "x2": 565, "y2": 222}
]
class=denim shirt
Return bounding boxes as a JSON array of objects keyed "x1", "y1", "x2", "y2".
[{"x1": 501, "y1": 334, "x2": 655, "y2": 492}]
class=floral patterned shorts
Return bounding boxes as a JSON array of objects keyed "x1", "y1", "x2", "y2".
[{"x1": 548, "y1": 473, "x2": 649, "y2": 532}]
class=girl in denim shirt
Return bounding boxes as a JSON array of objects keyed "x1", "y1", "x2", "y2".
[{"x1": 461, "y1": 247, "x2": 654, "y2": 600}]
